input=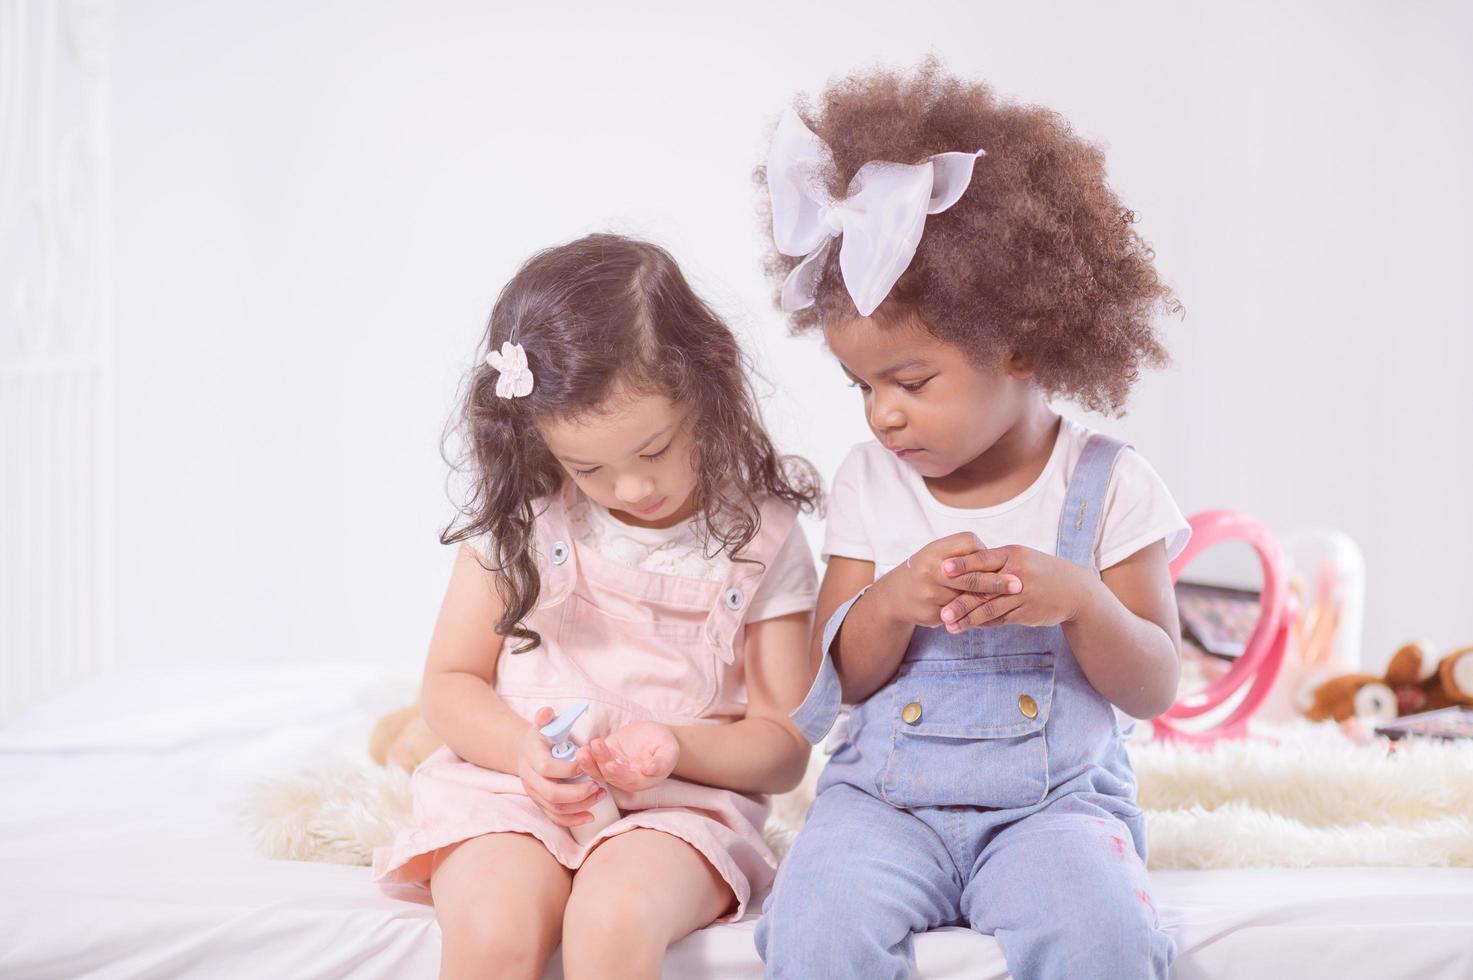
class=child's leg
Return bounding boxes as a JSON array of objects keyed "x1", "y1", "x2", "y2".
[
  {"x1": 755, "y1": 782, "x2": 960, "y2": 979},
  {"x1": 960, "y1": 806, "x2": 1174, "y2": 980},
  {"x1": 429, "y1": 832, "x2": 573, "y2": 980},
  {"x1": 560, "y1": 828, "x2": 732, "y2": 980}
]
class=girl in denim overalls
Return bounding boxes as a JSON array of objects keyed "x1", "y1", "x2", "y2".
[
  {"x1": 754, "y1": 63, "x2": 1190, "y2": 979},
  {"x1": 373, "y1": 235, "x2": 822, "y2": 979}
]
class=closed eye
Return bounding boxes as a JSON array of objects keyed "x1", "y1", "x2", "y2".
[
  {"x1": 899, "y1": 376, "x2": 935, "y2": 394},
  {"x1": 570, "y1": 438, "x2": 673, "y2": 477}
]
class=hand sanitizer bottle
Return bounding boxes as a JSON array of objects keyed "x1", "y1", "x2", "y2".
[{"x1": 539, "y1": 699, "x2": 622, "y2": 845}]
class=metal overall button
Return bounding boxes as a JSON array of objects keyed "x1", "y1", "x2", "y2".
[
  {"x1": 1018, "y1": 694, "x2": 1038, "y2": 718},
  {"x1": 723, "y1": 587, "x2": 744, "y2": 611},
  {"x1": 550, "y1": 541, "x2": 570, "y2": 565},
  {"x1": 901, "y1": 701, "x2": 923, "y2": 725}
]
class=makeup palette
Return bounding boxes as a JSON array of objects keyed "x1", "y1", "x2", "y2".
[{"x1": 1176, "y1": 581, "x2": 1262, "y2": 660}]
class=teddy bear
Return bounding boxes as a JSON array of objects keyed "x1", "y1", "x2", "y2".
[
  {"x1": 1303, "y1": 641, "x2": 1473, "y2": 723},
  {"x1": 367, "y1": 702, "x2": 443, "y2": 772}
]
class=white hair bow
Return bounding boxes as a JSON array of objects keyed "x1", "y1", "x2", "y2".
[{"x1": 766, "y1": 107, "x2": 986, "y2": 317}]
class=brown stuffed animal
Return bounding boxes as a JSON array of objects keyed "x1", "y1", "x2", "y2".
[
  {"x1": 368, "y1": 702, "x2": 444, "y2": 772},
  {"x1": 1304, "y1": 642, "x2": 1473, "y2": 723}
]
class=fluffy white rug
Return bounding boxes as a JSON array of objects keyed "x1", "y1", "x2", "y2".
[
  {"x1": 247, "y1": 721, "x2": 1473, "y2": 871},
  {"x1": 250, "y1": 764, "x2": 414, "y2": 866},
  {"x1": 1130, "y1": 722, "x2": 1473, "y2": 868}
]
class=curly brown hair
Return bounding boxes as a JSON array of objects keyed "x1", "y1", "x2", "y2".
[
  {"x1": 443, "y1": 233, "x2": 820, "y2": 653},
  {"x1": 755, "y1": 57, "x2": 1179, "y2": 415}
]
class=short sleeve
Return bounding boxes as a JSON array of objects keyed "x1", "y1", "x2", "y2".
[
  {"x1": 745, "y1": 520, "x2": 819, "y2": 623},
  {"x1": 820, "y1": 446, "x2": 876, "y2": 564},
  {"x1": 1096, "y1": 448, "x2": 1192, "y2": 570}
]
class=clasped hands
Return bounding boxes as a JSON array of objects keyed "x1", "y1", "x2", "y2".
[{"x1": 875, "y1": 531, "x2": 1095, "y2": 633}]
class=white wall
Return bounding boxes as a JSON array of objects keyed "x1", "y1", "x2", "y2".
[{"x1": 109, "y1": 0, "x2": 1472, "y2": 677}]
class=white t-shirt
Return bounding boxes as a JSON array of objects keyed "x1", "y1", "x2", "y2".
[
  {"x1": 823, "y1": 415, "x2": 1191, "y2": 575},
  {"x1": 475, "y1": 492, "x2": 818, "y2": 624}
]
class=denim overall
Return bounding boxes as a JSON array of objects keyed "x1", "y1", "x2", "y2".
[{"x1": 756, "y1": 435, "x2": 1176, "y2": 980}]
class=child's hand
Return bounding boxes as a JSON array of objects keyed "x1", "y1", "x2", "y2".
[
  {"x1": 875, "y1": 532, "x2": 1022, "y2": 629},
  {"x1": 515, "y1": 707, "x2": 610, "y2": 829},
  {"x1": 938, "y1": 545, "x2": 1092, "y2": 631},
  {"x1": 576, "y1": 721, "x2": 679, "y2": 794}
]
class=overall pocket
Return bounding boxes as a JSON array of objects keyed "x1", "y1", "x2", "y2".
[{"x1": 879, "y1": 652, "x2": 1056, "y2": 809}]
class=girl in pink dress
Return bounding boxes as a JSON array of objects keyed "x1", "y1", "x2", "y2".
[{"x1": 373, "y1": 234, "x2": 821, "y2": 980}]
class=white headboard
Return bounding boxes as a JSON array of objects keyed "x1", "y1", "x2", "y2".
[{"x1": 0, "y1": 0, "x2": 113, "y2": 721}]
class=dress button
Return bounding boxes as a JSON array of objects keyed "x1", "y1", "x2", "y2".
[
  {"x1": 550, "y1": 541, "x2": 570, "y2": 565},
  {"x1": 901, "y1": 702, "x2": 923, "y2": 725},
  {"x1": 1018, "y1": 694, "x2": 1038, "y2": 719},
  {"x1": 723, "y1": 587, "x2": 744, "y2": 611}
]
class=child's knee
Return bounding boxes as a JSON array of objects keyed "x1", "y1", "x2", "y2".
[
  {"x1": 437, "y1": 901, "x2": 553, "y2": 976},
  {"x1": 1085, "y1": 886, "x2": 1174, "y2": 978},
  {"x1": 995, "y1": 887, "x2": 1173, "y2": 980},
  {"x1": 560, "y1": 878, "x2": 681, "y2": 966},
  {"x1": 757, "y1": 871, "x2": 912, "y2": 977},
  {"x1": 757, "y1": 916, "x2": 912, "y2": 980},
  {"x1": 1055, "y1": 907, "x2": 1174, "y2": 980},
  {"x1": 562, "y1": 887, "x2": 643, "y2": 952}
]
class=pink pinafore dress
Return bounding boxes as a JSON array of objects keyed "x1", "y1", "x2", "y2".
[{"x1": 372, "y1": 486, "x2": 798, "y2": 920}]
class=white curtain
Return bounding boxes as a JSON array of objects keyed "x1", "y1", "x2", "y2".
[{"x1": 0, "y1": 0, "x2": 112, "y2": 719}]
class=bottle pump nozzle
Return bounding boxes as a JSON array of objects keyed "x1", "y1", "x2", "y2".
[
  {"x1": 539, "y1": 699, "x2": 590, "y2": 762},
  {"x1": 534, "y1": 698, "x2": 620, "y2": 844}
]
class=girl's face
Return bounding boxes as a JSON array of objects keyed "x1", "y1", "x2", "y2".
[
  {"x1": 824, "y1": 313, "x2": 1037, "y2": 481},
  {"x1": 536, "y1": 389, "x2": 698, "y2": 529}
]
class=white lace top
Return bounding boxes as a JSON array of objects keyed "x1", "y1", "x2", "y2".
[{"x1": 473, "y1": 492, "x2": 818, "y2": 624}]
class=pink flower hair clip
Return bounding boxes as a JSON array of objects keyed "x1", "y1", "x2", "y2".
[{"x1": 485, "y1": 339, "x2": 534, "y2": 399}]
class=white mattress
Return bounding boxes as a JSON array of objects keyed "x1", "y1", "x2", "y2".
[{"x1": 2, "y1": 663, "x2": 1471, "y2": 980}]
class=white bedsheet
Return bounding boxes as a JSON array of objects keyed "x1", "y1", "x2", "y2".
[{"x1": 2, "y1": 663, "x2": 1471, "y2": 980}]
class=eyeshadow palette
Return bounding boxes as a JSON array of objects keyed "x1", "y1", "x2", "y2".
[
  {"x1": 1176, "y1": 580, "x2": 1262, "y2": 660},
  {"x1": 1374, "y1": 706, "x2": 1473, "y2": 742}
]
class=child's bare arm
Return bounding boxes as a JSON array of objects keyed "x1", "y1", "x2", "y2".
[
  {"x1": 420, "y1": 543, "x2": 607, "y2": 823},
  {"x1": 418, "y1": 543, "x2": 532, "y2": 774},
  {"x1": 811, "y1": 555, "x2": 903, "y2": 703},
  {"x1": 665, "y1": 610, "x2": 816, "y2": 795},
  {"x1": 1062, "y1": 541, "x2": 1181, "y2": 719}
]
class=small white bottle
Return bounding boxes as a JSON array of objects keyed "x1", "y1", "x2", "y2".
[{"x1": 539, "y1": 699, "x2": 622, "y2": 845}]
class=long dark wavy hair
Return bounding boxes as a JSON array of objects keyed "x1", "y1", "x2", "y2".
[{"x1": 442, "y1": 234, "x2": 820, "y2": 653}]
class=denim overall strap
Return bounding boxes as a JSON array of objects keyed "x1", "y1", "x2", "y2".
[
  {"x1": 788, "y1": 586, "x2": 866, "y2": 745},
  {"x1": 1054, "y1": 433, "x2": 1129, "y2": 569}
]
